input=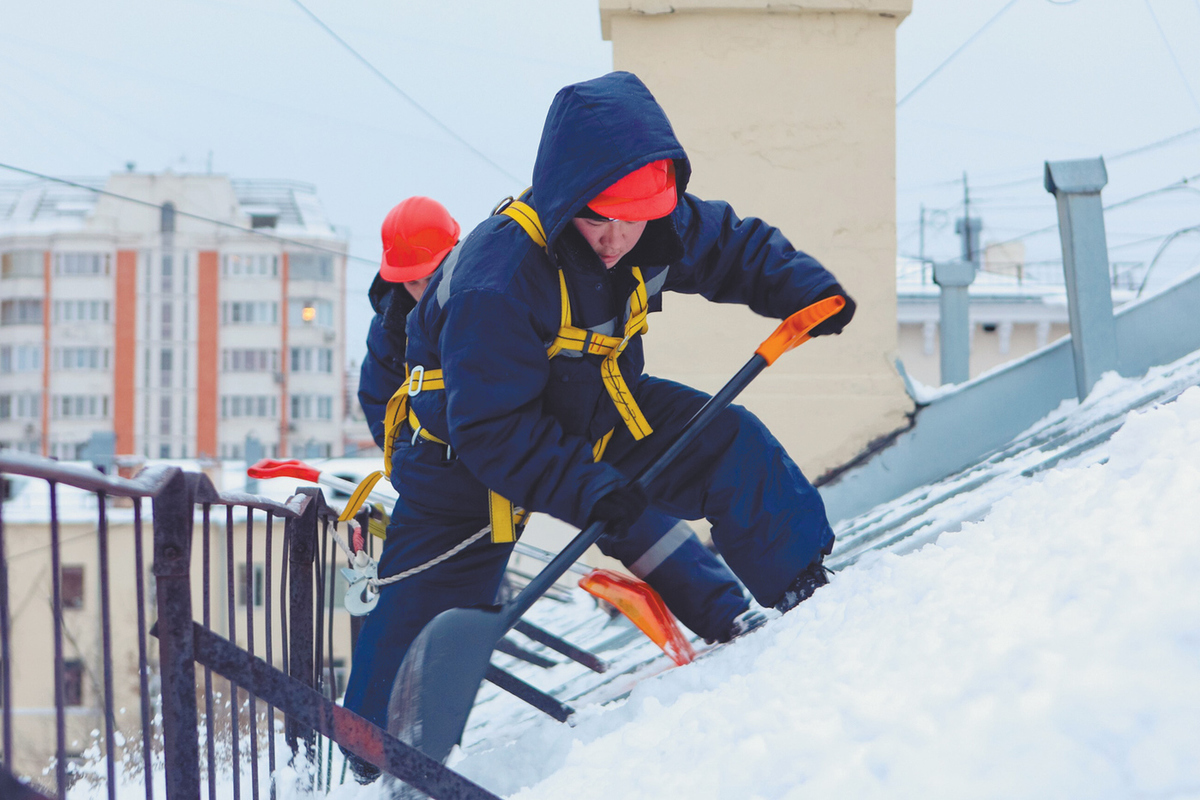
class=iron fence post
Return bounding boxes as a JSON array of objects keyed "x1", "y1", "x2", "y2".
[
  {"x1": 152, "y1": 470, "x2": 201, "y2": 800},
  {"x1": 285, "y1": 488, "x2": 319, "y2": 791}
]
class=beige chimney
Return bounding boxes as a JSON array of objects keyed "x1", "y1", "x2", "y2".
[{"x1": 600, "y1": 0, "x2": 916, "y2": 481}]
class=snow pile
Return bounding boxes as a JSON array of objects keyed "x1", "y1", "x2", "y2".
[{"x1": 454, "y1": 387, "x2": 1200, "y2": 799}]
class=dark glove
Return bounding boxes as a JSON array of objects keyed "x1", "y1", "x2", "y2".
[
  {"x1": 808, "y1": 284, "x2": 857, "y2": 336},
  {"x1": 587, "y1": 482, "x2": 649, "y2": 536}
]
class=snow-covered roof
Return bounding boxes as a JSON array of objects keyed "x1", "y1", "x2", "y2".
[
  {"x1": 442, "y1": 346, "x2": 1200, "y2": 797},
  {"x1": 0, "y1": 174, "x2": 338, "y2": 238}
]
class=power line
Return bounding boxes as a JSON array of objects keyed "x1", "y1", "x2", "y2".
[
  {"x1": 1107, "y1": 124, "x2": 1200, "y2": 161},
  {"x1": 897, "y1": 0, "x2": 1020, "y2": 108},
  {"x1": 290, "y1": 0, "x2": 524, "y2": 187},
  {"x1": 907, "y1": 124, "x2": 1200, "y2": 197},
  {"x1": 989, "y1": 171, "x2": 1200, "y2": 248},
  {"x1": 1144, "y1": 0, "x2": 1200, "y2": 118},
  {"x1": 0, "y1": 161, "x2": 376, "y2": 265}
]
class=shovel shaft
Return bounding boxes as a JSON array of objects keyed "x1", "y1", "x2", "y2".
[
  {"x1": 501, "y1": 354, "x2": 767, "y2": 628},
  {"x1": 390, "y1": 300, "x2": 841, "y2": 764}
]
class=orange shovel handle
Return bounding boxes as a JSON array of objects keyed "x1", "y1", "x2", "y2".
[{"x1": 754, "y1": 295, "x2": 846, "y2": 366}]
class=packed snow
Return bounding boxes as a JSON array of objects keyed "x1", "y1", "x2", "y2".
[{"x1": 423, "y1": 384, "x2": 1200, "y2": 799}]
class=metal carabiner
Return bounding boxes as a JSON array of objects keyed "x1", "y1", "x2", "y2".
[
  {"x1": 408, "y1": 365, "x2": 425, "y2": 397},
  {"x1": 343, "y1": 577, "x2": 379, "y2": 616},
  {"x1": 341, "y1": 554, "x2": 379, "y2": 616}
]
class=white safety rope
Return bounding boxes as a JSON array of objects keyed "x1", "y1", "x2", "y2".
[
  {"x1": 334, "y1": 519, "x2": 494, "y2": 590},
  {"x1": 368, "y1": 526, "x2": 492, "y2": 588}
]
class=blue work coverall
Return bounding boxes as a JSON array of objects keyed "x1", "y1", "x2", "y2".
[{"x1": 352, "y1": 273, "x2": 749, "y2": 715}]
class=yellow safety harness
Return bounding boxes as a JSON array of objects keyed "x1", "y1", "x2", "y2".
[{"x1": 340, "y1": 200, "x2": 654, "y2": 544}]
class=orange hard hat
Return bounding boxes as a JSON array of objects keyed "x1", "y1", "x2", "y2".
[
  {"x1": 379, "y1": 196, "x2": 461, "y2": 283},
  {"x1": 586, "y1": 159, "x2": 678, "y2": 221}
]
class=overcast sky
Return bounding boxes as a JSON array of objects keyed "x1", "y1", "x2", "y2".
[{"x1": 2, "y1": 0, "x2": 1199, "y2": 362}]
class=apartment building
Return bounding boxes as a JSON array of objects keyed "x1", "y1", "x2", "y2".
[{"x1": 0, "y1": 171, "x2": 347, "y2": 460}]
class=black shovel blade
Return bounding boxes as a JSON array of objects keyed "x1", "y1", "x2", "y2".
[{"x1": 387, "y1": 605, "x2": 506, "y2": 764}]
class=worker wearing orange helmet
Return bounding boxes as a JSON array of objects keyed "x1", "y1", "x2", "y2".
[{"x1": 357, "y1": 196, "x2": 460, "y2": 442}]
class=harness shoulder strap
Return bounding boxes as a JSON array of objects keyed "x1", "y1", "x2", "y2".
[{"x1": 500, "y1": 201, "x2": 547, "y2": 249}]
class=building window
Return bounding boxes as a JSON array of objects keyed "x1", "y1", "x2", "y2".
[
  {"x1": 1, "y1": 250, "x2": 44, "y2": 279},
  {"x1": 54, "y1": 252, "x2": 110, "y2": 277},
  {"x1": 288, "y1": 253, "x2": 333, "y2": 282},
  {"x1": 161, "y1": 303, "x2": 173, "y2": 339},
  {"x1": 3, "y1": 393, "x2": 41, "y2": 420},
  {"x1": 51, "y1": 441, "x2": 89, "y2": 460},
  {"x1": 289, "y1": 395, "x2": 334, "y2": 420},
  {"x1": 288, "y1": 299, "x2": 332, "y2": 327},
  {"x1": 159, "y1": 444, "x2": 171, "y2": 459},
  {"x1": 222, "y1": 349, "x2": 278, "y2": 373},
  {"x1": 161, "y1": 202, "x2": 176, "y2": 233},
  {"x1": 222, "y1": 254, "x2": 277, "y2": 278},
  {"x1": 61, "y1": 565, "x2": 85, "y2": 609},
  {"x1": 221, "y1": 301, "x2": 278, "y2": 325},
  {"x1": 161, "y1": 255, "x2": 173, "y2": 293},
  {"x1": 160, "y1": 396, "x2": 171, "y2": 435},
  {"x1": 53, "y1": 347, "x2": 109, "y2": 371},
  {"x1": 220, "y1": 395, "x2": 277, "y2": 419},
  {"x1": 52, "y1": 300, "x2": 109, "y2": 324},
  {"x1": 160, "y1": 349, "x2": 173, "y2": 388},
  {"x1": 0, "y1": 299, "x2": 43, "y2": 326},
  {"x1": 0, "y1": 344, "x2": 42, "y2": 373},
  {"x1": 63, "y1": 660, "x2": 85, "y2": 706},
  {"x1": 250, "y1": 214, "x2": 278, "y2": 230},
  {"x1": 52, "y1": 395, "x2": 109, "y2": 420},
  {"x1": 289, "y1": 347, "x2": 333, "y2": 373},
  {"x1": 237, "y1": 563, "x2": 266, "y2": 607}
]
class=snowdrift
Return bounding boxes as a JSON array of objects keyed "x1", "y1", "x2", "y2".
[{"x1": 442, "y1": 385, "x2": 1200, "y2": 799}]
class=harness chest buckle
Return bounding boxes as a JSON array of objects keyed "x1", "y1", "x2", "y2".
[{"x1": 408, "y1": 365, "x2": 425, "y2": 397}]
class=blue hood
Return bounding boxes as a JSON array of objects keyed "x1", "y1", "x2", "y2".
[{"x1": 530, "y1": 72, "x2": 693, "y2": 253}]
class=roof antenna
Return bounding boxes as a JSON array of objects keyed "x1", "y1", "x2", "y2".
[{"x1": 125, "y1": 161, "x2": 136, "y2": 172}]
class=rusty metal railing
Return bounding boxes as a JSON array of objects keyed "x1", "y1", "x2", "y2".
[{"x1": 0, "y1": 452, "x2": 498, "y2": 799}]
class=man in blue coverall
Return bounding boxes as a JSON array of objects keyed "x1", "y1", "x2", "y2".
[
  {"x1": 359, "y1": 196, "x2": 758, "y2": 646},
  {"x1": 345, "y1": 71, "x2": 855, "y2": 773}
]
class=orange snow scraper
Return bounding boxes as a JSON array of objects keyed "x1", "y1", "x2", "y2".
[{"x1": 579, "y1": 569, "x2": 695, "y2": 666}]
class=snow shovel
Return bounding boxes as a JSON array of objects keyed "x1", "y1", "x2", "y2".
[{"x1": 387, "y1": 295, "x2": 846, "y2": 763}]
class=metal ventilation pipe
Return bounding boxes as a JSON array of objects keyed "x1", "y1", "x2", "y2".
[
  {"x1": 933, "y1": 259, "x2": 977, "y2": 385},
  {"x1": 1044, "y1": 157, "x2": 1118, "y2": 400}
]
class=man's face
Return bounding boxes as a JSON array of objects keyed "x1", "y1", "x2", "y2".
[
  {"x1": 403, "y1": 276, "x2": 431, "y2": 301},
  {"x1": 571, "y1": 218, "x2": 647, "y2": 269}
]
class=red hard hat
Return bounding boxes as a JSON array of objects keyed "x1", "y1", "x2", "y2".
[
  {"x1": 379, "y1": 197, "x2": 461, "y2": 283},
  {"x1": 587, "y1": 159, "x2": 678, "y2": 221}
]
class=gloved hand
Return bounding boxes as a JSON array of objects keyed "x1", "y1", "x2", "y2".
[
  {"x1": 808, "y1": 284, "x2": 857, "y2": 336},
  {"x1": 588, "y1": 482, "x2": 650, "y2": 536}
]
